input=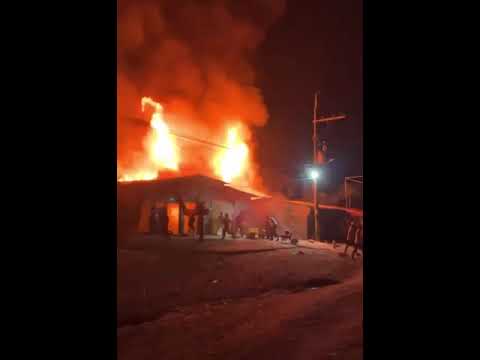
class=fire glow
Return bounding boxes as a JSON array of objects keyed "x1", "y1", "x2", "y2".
[
  {"x1": 214, "y1": 128, "x2": 249, "y2": 183},
  {"x1": 118, "y1": 97, "x2": 179, "y2": 182},
  {"x1": 118, "y1": 98, "x2": 250, "y2": 184},
  {"x1": 142, "y1": 97, "x2": 179, "y2": 171}
]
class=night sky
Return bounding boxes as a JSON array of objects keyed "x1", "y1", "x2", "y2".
[{"x1": 254, "y1": 0, "x2": 362, "y2": 189}]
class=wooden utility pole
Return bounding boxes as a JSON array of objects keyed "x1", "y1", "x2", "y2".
[{"x1": 312, "y1": 91, "x2": 346, "y2": 241}]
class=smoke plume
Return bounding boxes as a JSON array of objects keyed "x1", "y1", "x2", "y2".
[{"x1": 117, "y1": 0, "x2": 286, "y2": 183}]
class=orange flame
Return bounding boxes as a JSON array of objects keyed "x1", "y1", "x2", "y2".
[
  {"x1": 214, "y1": 127, "x2": 249, "y2": 183},
  {"x1": 117, "y1": 169, "x2": 158, "y2": 182},
  {"x1": 142, "y1": 97, "x2": 179, "y2": 171},
  {"x1": 118, "y1": 99, "x2": 253, "y2": 184},
  {"x1": 118, "y1": 97, "x2": 179, "y2": 182}
]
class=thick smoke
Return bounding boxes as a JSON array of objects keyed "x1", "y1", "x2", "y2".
[{"x1": 117, "y1": 0, "x2": 286, "y2": 182}]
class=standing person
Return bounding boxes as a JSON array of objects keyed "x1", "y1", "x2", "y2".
[
  {"x1": 344, "y1": 216, "x2": 357, "y2": 256},
  {"x1": 177, "y1": 195, "x2": 186, "y2": 236},
  {"x1": 188, "y1": 213, "x2": 196, "y2": 238},
  {"x1": 307, "y1": 207, "x2": 315, "y2": 240},
  {"x1": 237, "y1": 211, "x2": 246, "y2": 238},
  {"x1": 217, "y1": 212, "x2": 224, "y2": 236},
  {"x1": 233, "y1": 211, "x2": 245, "y2": 239},
  {"x1": 270, "y1": 216, "x2": 279, "y2": 241},
  {"x1": 222, "y1": 213, "x2": 231, "y2": 240},
  {"x1": 352, "y1": 218, "x2": 363, "y2": 259},
  {"x1": 196, "y1": 201, "x2": 209, "y2": 242}
]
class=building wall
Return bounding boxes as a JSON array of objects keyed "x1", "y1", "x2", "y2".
[
  {"x1": 247, "y1": 196, "x2": 310, "y2": 239},
  {"x1": 118, "y1": 179, "x2": 252, "y2": 237}
]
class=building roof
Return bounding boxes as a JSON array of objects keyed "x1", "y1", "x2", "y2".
[
  {"x1": 117, "y1": 174, "x2": 270, "y2": 202},
  {"x1": 224, "y1": 184, "x2": 271, "y2": 200}
]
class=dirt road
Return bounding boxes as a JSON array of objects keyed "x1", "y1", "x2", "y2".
[{"x1": 118, "y1": 237, "x2": 362, "y2": 360}]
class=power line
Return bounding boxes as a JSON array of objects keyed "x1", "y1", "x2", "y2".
[{"x1": 127, "y1": 116, "x2": 230, "y2": 150}]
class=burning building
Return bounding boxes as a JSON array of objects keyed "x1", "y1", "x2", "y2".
[
  {"x1": 115, "y1": 1, "x2": 360, "y2": 244},
  {"x1": 117, "y1": 173, "x2": 362, "y2": 244},
  {"x1": 117, "y1": 0, "x2": 287, "y2": 188},
  {"x1": 117, "y1": 174, "x2": 270, "y2": 238}
]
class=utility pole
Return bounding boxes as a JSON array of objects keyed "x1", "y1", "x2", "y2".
[{"x1": 312, "y1": 91, "x2": 346, "y2": 241}]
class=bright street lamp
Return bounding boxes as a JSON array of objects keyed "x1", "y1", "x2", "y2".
[{"x1": 310, "y1": 168, "x2": 320, "y2": 180}]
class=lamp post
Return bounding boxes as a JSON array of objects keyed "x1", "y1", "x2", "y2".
[
  {"x1": 312, "y1": 91, "x2": 346, "y2": 241},
  {"x1": 310, "y1": 167, "x2": 320, "y2": 241}
]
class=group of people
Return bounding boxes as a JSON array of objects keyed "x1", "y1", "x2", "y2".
[
  {"x1": 217, "y1": 213, "x2": 284, "y2": 241},
  {"x1": 149, "y1": 198, "x2": 210, "y2": 240},
  {"x1": 173, "y1": 201, "x2": 249, "y2": 241},
  {"x1": 216, "y1": 212, "x2": 244, "y2": 239},
  {"x1": 150, "y1": 201, "x2": 363, "y2": 256}
]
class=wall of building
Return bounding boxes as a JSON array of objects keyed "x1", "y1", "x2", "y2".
[
  {"x1": 118, "y1": 179, "x2": 252, "y2": 237},
  {"x1": 247, "y1": 196, "x2": 310, "y2": 239}
]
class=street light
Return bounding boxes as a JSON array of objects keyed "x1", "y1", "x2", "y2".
[
  {"x1": 309, "y1": 166, "x2": 321, "y2": 241},
  {"x1": 310, "y1": 168, "x2": 320, "y2": 180}
]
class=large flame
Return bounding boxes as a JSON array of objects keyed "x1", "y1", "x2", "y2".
[
  {"x1": 118, "y1": 98, "x2": 252, "y2": 184},
  {"x1": 142, "y1": 97, "x2": 179, "y2": 171},
  {"x1": 214, "y1": 127, "x2": 249, "y2": 183},
  {"x1": 118, "y1": 97, "x2": 179, "y2": 182}
]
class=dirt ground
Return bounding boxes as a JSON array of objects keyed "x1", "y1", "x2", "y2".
[{"x1": 118, "y1": 236, "x2": 363, "y2": 360}]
